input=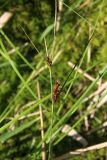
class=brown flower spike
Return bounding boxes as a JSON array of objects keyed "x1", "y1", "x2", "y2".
[
  {"x1": 52, "y1": 80, "x2": 60, "y2": 103},
  {"x1": 46, "y1": 56, "x2": 52, "y2": 67}
]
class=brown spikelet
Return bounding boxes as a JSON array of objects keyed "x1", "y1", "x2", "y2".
[
  {"x1": 46, "y1": 56, "x2": 52, "y2": 67},
  {"x1": 52, "y1": 80, "x2": 60, "y2": 103}
]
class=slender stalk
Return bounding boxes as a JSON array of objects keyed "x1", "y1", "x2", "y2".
[
  {"x1": 48, "y1": 68, "x2": 54, "y2": 160},
  {"x1": 19, "y1": 25, "x2": 40, "y2": 54},
  {"x1": 44, "y1": 31, "x2": 53, "y2": 159},
  {"x1": 50, "y1": 0, "x2": 57, "y2": 57},
  {"x1": 37, "y1": 81, "x2": 46, "y2": 160}
]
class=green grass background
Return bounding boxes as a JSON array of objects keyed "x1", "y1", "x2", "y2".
[{"x1": 0, "y1": 0, "x2": 107, "y2": 159}]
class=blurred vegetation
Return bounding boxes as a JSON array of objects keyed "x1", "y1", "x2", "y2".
[{"x1": 0, "y1": 0, "x2": 107, "y2": 159}]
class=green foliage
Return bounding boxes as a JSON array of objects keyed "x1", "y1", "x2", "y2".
[{"x1": 0, "y1": 0, "x2": 107, "y2": 159}]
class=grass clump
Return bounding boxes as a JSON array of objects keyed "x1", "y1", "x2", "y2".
[{"x1": 0, "y1": 0, "x2": 107, "y2": 159}]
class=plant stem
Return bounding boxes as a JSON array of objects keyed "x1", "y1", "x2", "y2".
[{"x1": 48, "y1": 68, "x2": 54, "y2": 160}]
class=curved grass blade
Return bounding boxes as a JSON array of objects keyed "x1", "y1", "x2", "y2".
[
  {"x1": 0, "y1": 29, "x2": 34, "y2": 70},
  {"x1": 0, "y1": 94, "x2": 50, "y2": 133},
  {"x1": 0, "y1": 118, "x2": 39, "y2": 143}
]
